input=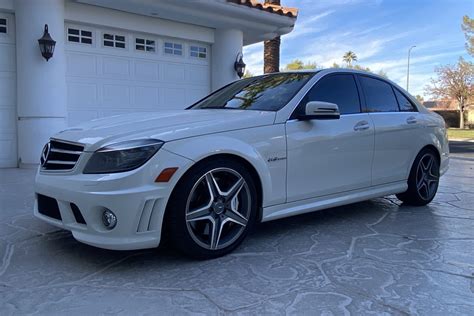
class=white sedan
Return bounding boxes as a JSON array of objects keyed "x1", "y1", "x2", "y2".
[{"x1": 34, "y1": 69, "x2": 449, "y2": 258}]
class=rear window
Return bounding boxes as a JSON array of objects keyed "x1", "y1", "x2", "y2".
[
  {"x1": 359, "y1": 76, "x2": 399, "y2": 112},
  {"x1": 190, "y1": 73, "x2": 314, "y2": 111}
]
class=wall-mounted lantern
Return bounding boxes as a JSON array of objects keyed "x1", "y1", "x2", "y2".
[
  {"x1": 234, "y1": 52, "x2": 246, "y2": 78},
  {"x1": 38, "y1": 24, "x2": 56, "y2": 61}
]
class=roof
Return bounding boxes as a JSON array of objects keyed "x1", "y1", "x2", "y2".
[{"x1": 228, "y1": 0, "x2": 298, "y2": 18}]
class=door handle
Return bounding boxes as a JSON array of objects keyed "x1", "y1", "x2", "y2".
[
  {"x1": 406, "y1": 116, "x2": 417, "y2": 124},
  {"x1": 354, "y1": 120, "x2": 370, "y2": 131}
]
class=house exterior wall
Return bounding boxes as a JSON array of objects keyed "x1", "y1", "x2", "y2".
[{"x1": 15, "y1": 0, "x2": 68, "y2": 167}]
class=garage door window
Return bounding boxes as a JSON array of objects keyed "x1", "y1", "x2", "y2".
[
  {"x1": 190, "y1": 45, "x2": 207, "y2": 59},
  {"x1": 67, "y1": 28, "x2": 92, "y2": 44},
  {"x1": 136, "y1": 38, "x2": 155, "y2": 52},
  {"x1": 0, "y1": 18, "x2": 6, "y2": 34},
  {"x1": 104, "y1": 33, "x2": 126, "y2": 48},
  {"x1": 164, "y1": 42, "x2": 182, "y2": 56}
]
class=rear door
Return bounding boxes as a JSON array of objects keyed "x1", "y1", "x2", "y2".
[{"x1": 358, "y1": 75, "x2": 424, "y2": 185}]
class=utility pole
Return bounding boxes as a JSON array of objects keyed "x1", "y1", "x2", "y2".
[{"x1": 406, "y1": 45, "x2": 416, "y2": 92}]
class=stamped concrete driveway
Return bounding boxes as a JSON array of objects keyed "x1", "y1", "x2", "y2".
[{"x1": 1, "y1": 144, "x2": 473, "y2": 315}]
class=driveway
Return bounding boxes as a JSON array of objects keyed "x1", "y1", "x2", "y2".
[{"x1": 1, "y1": 144, "x2": 473, "y2": 315}]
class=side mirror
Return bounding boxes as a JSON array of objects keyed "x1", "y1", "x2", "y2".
[{"x1": 298, "y1": 101, "x2": 341, "y2": 120}]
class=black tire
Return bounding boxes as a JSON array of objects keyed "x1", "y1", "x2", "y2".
[
  {"x1": 396, "y1": 148, "x2": 440, "y2": 206},
  {"x1": 165, "y1": 158, "x2": 258, "y2": 259}
]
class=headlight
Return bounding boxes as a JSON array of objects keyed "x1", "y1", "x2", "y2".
[{"x1": 83, "y1": 139, "x2": 164, "y2": 174}]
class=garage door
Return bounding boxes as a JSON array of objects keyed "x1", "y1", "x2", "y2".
[
  {"x1": 0, "y1": 13, "x2": 17, "y2": 168},
  {"x1": 65, "y1": 23, "x2": 211, "y2": 127}
]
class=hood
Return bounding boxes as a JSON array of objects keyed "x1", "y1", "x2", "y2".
[{"x1": 54, "y1": 110, "x2": 276, "y2": 151}]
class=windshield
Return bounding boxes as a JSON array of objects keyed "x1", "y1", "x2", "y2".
[{"x1": 189, "y1": 72, "x2": 315, "y2": 111}]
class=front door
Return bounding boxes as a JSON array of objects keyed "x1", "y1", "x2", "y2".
[{"x1": 286, "y1": 74, "x2": 374, "y2": 202}]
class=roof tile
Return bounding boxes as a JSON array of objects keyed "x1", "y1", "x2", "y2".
[{"x1": 228, "y1": 0, "x2": 298, "y2": 18}]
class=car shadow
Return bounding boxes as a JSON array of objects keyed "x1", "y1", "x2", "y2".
[{"x1": 44, "y1": 197, "x2": 406, "y2": 265}]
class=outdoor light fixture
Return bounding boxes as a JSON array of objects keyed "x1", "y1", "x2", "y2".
[
  {"x1": 38, "y1": 24, "x2": 56, "y2": 61},
  {"x1": 234, "y1": 52, "x2": 246, "y2": 78}
]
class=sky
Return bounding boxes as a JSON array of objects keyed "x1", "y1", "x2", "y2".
[{"x1": 243, "y1": 0, "x2": 473, "y2": 98}]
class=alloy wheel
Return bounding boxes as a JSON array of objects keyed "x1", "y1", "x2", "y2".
[
  {"x1": 185, "y1": 168, "x2": 251, "y2": 250},
  {"x1": 415, "y1": 153, "x2": 439, "y2": 201}
]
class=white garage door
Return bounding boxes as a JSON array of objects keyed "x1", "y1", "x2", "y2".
[
  {"x1": 0, "y1": 13, "x2": 17, "y2": 168},
  {"x1": 65, "y1": 23, "x2": 211, "y2": 127}
]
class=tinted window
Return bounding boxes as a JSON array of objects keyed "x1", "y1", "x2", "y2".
[
  {"x1": 305, "y1": 74, "x2": 361, "y2": 114},
  {"x1": 394, "y1": 88, "x2": 416, "y2": 112},
  {"x1": 360, "y1": 76, "x2": 399, "y2": 112},
  {"x1": 190, "y1": 73, "x2": 314, "y2": 111}
]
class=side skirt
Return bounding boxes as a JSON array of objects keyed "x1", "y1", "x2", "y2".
[{"x1": 262, "y1": 181, "x2": 407, "y2": 222}]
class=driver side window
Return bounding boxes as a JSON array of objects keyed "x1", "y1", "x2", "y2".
[{"x1": 301, "y1": 74, "x2": 362, "y2": 115}]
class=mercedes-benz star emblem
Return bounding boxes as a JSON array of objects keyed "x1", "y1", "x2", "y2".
[{"x1": 41, "y1": 142, "x2": 51, "y2": 167}]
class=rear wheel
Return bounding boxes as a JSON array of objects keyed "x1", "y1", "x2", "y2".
[
  {"x1": 396, "y1": 149, "x2": 440, "y2": 206},
  {"x1": 166, "y1": 159, "x2": 257, "y2": 259}
]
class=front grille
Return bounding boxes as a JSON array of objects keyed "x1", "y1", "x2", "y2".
[
  {"x1": 41, "y1": 139, "x2": 84, "y2": 171},
  {"x1": 37, "y1": 194, "x2": 62, "y2": 220}
]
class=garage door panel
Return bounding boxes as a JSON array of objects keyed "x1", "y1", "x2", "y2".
[
  {"x1": 67, "y1": 82, "x2": 98, "y2": 107},
  {"x1": 134, "y1": 86, "x2": 159, "y2": 107},
  {"x1": 0, "y1": 44, "x2": 15, "y2": 72},
  {"x1": 162, "y1": 63, "x2": 186, "y2": 83},
  {"x1": 134, "y1": 61, "x2": 159, "y2": 81},
  {"x1": 0, "y1": 108, "x2": 16, "y2": 133},
  {"x1": 103, "y1": 84, "x2": 131, "y2": 107},
  {"x1": 162, "y1": 87, "x2": 186, "y2": 109},
  {"x1": 67, "y1": 53, "x2": 98, "y2": 77},
  {"x1": 0, "y1": 137, "x2": 17, "y2": 167},
  {"x1": 102, "y1": 57, "x2": 131, "y2": 79},
  {"x1": 187, "y1": 65, "x2": 210, "y2": 85},
  {"x1": 0, "y1": 73, "x2": 15, "y2": 107}
]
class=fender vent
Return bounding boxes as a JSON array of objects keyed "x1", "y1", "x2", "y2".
[
  {"x1": 137, "y1": 199, "x2": 160, "y2": 232},
  {"x1": 70, "y1": 203, "x2": 87, "y2": 225}
]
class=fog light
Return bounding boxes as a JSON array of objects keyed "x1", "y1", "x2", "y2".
[{"x1": 102, "y1": 209, "x2": 117, "y2": 229}]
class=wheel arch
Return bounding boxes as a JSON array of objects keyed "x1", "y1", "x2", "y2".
[
  {"x1": 420, "y1": 144, "x2": 441, "y2": 163},
  {"x1": 164, "y1": 152, "x2": 265, "y2": 223}
]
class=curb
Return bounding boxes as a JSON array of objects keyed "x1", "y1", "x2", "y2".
[{"x1": 449, "y1": 139, "x2": 474, "y2": 143}]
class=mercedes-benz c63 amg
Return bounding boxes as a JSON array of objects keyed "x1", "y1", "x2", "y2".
[{"x1": 35, "y1": 69, "x2": 449, "y2": 258}]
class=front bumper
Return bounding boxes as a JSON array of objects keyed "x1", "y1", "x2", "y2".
[{"x1": 34, "y1": 148, "x2": 193, "y2": 250}]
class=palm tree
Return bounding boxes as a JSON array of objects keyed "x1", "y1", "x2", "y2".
[
  {"x1": 264, "y1": 0, "x2": 281, "y2": 73},
  {"x1": 343, "y1": 51, "x2": 358, "y2": 67}
]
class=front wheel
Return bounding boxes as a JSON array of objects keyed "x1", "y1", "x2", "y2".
[
  {"x1": 396, "y1": 149, "x2": 440, "y2": 206},
  {"x1": 165, "y1": 159, "x2": 257, "y2": 259}
]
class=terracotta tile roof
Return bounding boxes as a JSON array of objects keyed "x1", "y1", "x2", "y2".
[{"x1": 228, "y1": 0, "x2": 298, "y2": 18}]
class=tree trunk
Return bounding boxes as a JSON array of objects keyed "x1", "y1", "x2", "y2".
[
  {"x1": 460, "y1": 109, "x2": 465, "y2": 129},
  {"x1": 264, "y1": 0, "x2": 281, "y2": 73}
]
